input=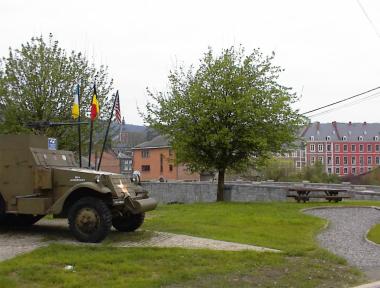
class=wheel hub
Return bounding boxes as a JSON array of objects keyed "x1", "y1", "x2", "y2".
[{"x1": 75, "y1": 208, "x2": 99, "y2": 233}]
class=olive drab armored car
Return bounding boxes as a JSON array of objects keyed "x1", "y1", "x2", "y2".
[{"x1": 0, "y1": 134, "x2": 157, "y2": 242}]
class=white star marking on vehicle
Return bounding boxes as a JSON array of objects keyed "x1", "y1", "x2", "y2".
[{"x1": 117, "y1": 180, "x2": 130, "y2": 196}]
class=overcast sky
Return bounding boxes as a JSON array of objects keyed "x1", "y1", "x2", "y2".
[{"x1": 1, "y1": 0, "x2": 380, "y2": 125}]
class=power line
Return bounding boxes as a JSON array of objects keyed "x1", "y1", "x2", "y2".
[
  {"x1": 307, "y1": 91, "x2": 380, "y2": 118},
  {"x1": 301, "y1": 86, "x2": 380, "y2": 115},
  {"x1": 356, "y1": 0, "x2": 380, "y2": 40}
]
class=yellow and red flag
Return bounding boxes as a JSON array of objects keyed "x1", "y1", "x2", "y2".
[{"x1": 90, "y1": 85, "x2": 100, "y2": 121}]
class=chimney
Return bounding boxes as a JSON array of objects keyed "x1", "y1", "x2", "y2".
[{"x1": 122, "y1": 117, "x2": 126, "y2": 125}]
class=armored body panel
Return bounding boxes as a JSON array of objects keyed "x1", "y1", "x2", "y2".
[{"x1": 0, "y1": 134, "x2": 157, "y2": 242}]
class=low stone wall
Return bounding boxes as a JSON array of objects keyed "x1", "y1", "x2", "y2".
[{"x1": 141, "y1": 181, "x2": 380, "y2": 204}]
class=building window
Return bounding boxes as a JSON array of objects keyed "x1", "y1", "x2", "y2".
[
  {"x1": 351, "y1": 156, "x2": 356, "y2": 165},
  {"x1": 360, "y1": 156, "x2": 364, "y2": 165},
  {"x1": 360, "y1": 167, "x2": 364, "y2": 174},
  {"x1": 335, "y1": 156, "x2": 340, "y2": 165},
  {"x1": 358, "y1": 136, "x2": 364, "y2": 141},
  {"x1": 327, "y1": 168, "x2": 332, "y2": 174},
  {"x1": 310, "y1": 136, "x2": 314, "y2": 141},
  {"x1": 169, "y1": 164, "x2": 173, "y2": 171},
  {"x1": 335, "y1": 144, "x2": 340, "y2": 152},
  {"x1": 318, "y1": 156, "x2": 323, "y2": 164},
  {"x1": 327, "y1": 156, "x2": 332, "y2": 164},
  {"x1": 351, "y1": 144, "x2": 356, "y2": 152},
  {"x1": 160, "y1": 154, "x2": 164, "y2": 173},
  {"x1": 343, "y1": 156, "x2": 348, "y2": 165},
  {"x1": 141, "y1": 165, "x2": 150, "y2": 171},
  {"x1": 368, "y1": 144, "x2": 372, "y2": 152},
  {"x1": 310, "y1": 144, "x2": 315, "y2": 152},
  {"x1": 122, "y1": 159, "x2": 132, "y2": 172},
  {"x1": 375, "y1": 136, "x2": 379, "y2": 141},
  {"x1": 368, "y1": 156, "x2": 372, "y2": 165},
  {"x1": 326, "y1": 136, "x2": 331, "y2": 141},
  {"x1": 359, "y1": 144, "x2": 364, "y2": 152},
  {"x1": 343, "y1": 144, "x2": 348, "y2": 152},
  {"x1": 342, "y1": 136, "x2": 347, "y2": 141},
  {"x1": 376, "y1": 156, "x2": 380, "y2": 165},
  {"x1": 376, "y1": 145, "x2": 380, "y2": 152},
  {"x1": 318, "y1": 144, "x2": 323, "y2": 152},
  {"x1": 352, "y1": 167, "x2": 356, "y2": 174},
  {"x1": 327, "y1": 144, "x2": 331, "y2": 152},
  {"x1": 169, "y1": 148, "x2": 173, "y2": 156},
  {"x1": 335, "y1": 167, "x2": 340, "y2": 174},
  {"x1": 368, "y1": 167, "x2": 372, "y2": 172},
  {"x1": 296, "y1": 161, "x2": 301, "y2": 168},
  {"x1": 141, "y1": 149, "x2": 150, "y2": 158},
  {"x1": 343, "y1": 167, "x2": 348, "y2": 174}
]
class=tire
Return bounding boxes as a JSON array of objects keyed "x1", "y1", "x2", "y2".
[
  {"x1": 68, "y1": 197, "x2": 112, "y2": 243},
  {"x1": 112, "y1": 212, "x2": 145, "y2": 232}
]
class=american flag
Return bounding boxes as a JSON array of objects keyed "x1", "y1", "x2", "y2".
[{"x1": 114, "y1": 91, "x2": 121, "y2": 124}]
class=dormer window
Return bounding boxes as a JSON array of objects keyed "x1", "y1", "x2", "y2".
[
  {"x1": 342, "y1": 136, "x2": 347, "y2": 141},
  {"x1": 358, "y1": 136, "x2": 364, "y2": 141},
  {"x1": 326, "y1": 136, "x2": 331, "y2": 141},
  {"x1": 310, "y1": 136, "x2": 314, "y2": 141},
  {"x1": 374, "y1": 136, "x2": 379, "y2": 141}
]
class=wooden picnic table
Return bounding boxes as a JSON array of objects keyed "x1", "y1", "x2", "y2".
[{"x1": 287, "y1": 187, "x2": 351, "y2": 203}]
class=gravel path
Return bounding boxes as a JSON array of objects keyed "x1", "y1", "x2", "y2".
[
  {"x1": 0, "y1": 219, "x2": 279, "y2": 261},
  {"x1": 304, "y1": 207, "x2": 380, "y2": 281}
]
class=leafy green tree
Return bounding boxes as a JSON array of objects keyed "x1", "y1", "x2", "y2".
[
  {"x1": 0, "y1": 34, "x2": 114, "y2": 151},
  {"x1": 143, "y1": 46, "x2": 305, "y2": 201}
]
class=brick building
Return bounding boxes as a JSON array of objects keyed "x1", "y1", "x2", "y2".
[
  {"x1": 298, "y1": 122, "x2": 380, "y2": 176},
  {"x1": 132, "y1": 135, "x2": 199, "y2": 181}
]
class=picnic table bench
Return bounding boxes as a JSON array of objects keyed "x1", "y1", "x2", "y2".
[{"x1": 287, "y1": 187, "x2": 351, "y2": 203}]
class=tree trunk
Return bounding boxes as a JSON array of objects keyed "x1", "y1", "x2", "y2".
[{"x1": 217, "y1": 169, "x2": 225, "y2": 201}]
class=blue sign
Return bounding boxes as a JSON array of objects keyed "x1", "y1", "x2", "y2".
[{"x1": 48, "y1": 138, "x2": 57, "y2": 150}]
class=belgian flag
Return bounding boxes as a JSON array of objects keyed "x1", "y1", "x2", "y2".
[{"x1": 90, "y1": 85, "x2": 100, "y2": 121}]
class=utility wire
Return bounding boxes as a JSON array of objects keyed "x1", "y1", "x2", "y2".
[
  {"x1": 356, "y1": 0, "x2": 380, "y2": 40},
  {"x1": 302, "y1": 86, "x2": 380, "y2": 115},
  {"x1": 307, "y1": 91, "x2": 380, "y2": 118}
]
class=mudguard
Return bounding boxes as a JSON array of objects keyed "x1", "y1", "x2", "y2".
[{"x1": 48, "y1": 182, "x2": 112, "y2": 214}]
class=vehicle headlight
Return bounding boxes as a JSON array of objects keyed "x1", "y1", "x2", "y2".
[{"x1": 95, "y1": 174, "x2": 102, "y2": 183}]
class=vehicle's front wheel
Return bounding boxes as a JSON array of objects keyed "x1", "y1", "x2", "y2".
[
  {"x1": 112, "y1": 212, "x2": 145, "y2": 232},
  {"x1": 68, "y1": 197, "x2": 112, "y2": 243}
]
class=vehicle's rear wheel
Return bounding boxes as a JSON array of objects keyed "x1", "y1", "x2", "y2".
[
  {"x1": 112, "y1": 212, "x2": 145, "y2": 232},
  {"x1": 68, "y1": 197, "x2": 112, "y2": 243}
]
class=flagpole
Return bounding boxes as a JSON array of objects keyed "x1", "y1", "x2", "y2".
[
  {"x1": 77, "y1": 83, "x2": 82, "y2": 168},
  {"x1": 88, "y1": 119, "x2": 94, "y2": 169},
  {"x1": 88, "y1": 83, "x2": 98, "y2": 169},
  {"x1": 98, "y1": 91, "x2": 118, "y2": 171}
]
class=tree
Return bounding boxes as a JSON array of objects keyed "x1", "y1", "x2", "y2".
[
  {"x1": 0, "y1": 34, "x2": 114, "y2": 152},
  {"x1": 143, "y1": 46, "x2": 306, "y2": 201}
]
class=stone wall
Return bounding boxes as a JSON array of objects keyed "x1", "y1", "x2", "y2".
[{"x1": 141, "y1": 181, "x2": 380, "y2": 204}]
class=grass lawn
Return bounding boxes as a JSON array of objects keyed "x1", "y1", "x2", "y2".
[
  {"x1": 0, "y1": 201, "x2": 377, "y2": 287},
  {"x1": 367, "y1": 223, "x2": 380, "y2": 244}
]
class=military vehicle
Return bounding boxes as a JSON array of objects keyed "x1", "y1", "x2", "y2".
[{"x1": 0, "y1": 134, "x2": 157, "y2": 242}]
